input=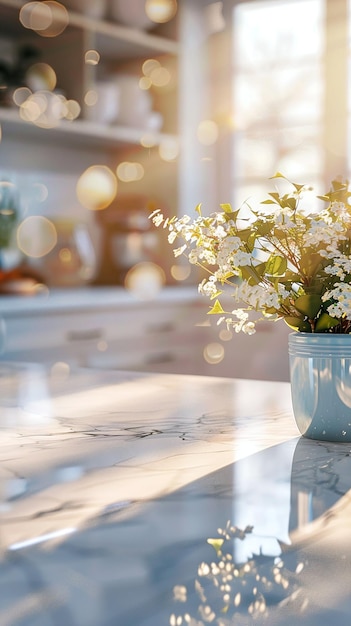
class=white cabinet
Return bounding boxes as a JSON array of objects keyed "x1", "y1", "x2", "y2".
[{"x1": 0, "y1": 288, "x2": 291, "y2": 381}]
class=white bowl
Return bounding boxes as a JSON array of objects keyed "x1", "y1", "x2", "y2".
[
  {"x1": 113, "y1": 75, "x2": 152, "y2": 126},
  {"x1": 84, "y1": 81, "x2": 120, "y2": 125}
]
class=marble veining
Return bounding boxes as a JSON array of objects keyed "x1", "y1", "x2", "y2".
[{"x1": 0, "y1": 363, "x2": 350, "y2": 625}]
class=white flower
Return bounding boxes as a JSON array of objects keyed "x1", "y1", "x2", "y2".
[
  {"x1": 151, "y1": 212, "x2": 164, "y2": 227},
  {"x1": 168, "y1": 230, "x2": 178, "y2": 244},
  {"x1": 243, "y1": 322, "x2": 256, "y2": 335},
  {"x1": 322, "y1": 282, "x2": 351, "y2": 319},
  {"x1": 330, "y1": 201, "x2": 351, "y2": 220},
  {"x1": 173, "y1": 244, "x2": 187, "y2": 258},
  {"x1": 198, "y1": 277, "x2": 218, "y2": 297},
  {"x1": 151, "y1": 174, "x2": 351, "y2": 334}
]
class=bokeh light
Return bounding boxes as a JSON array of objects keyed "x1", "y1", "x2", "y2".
[
  {"x1": 84, "y1": 90, "x2": 98, "y2": 106},
  {"x1": 159, "y1": 138, "x2": 179, "y2": 161},
  {"x1": 85, "y1": 50, "x2": 100, "y2": 66},
  {"x1": 76, "y1": 165, "x2": 117, "y2": 211},
  {"x1": 124, "y1": 262, "x2": 165, "y2": 300},
  {"x1": 97, "y1": 340, "x2": 108, "y2": 352},
  {"x1": 141, "y1": 58, "x2": 171, "y2": 89},
  {"x1": 50, "y1": 361, "x2": 70, "y2": 380},
  {"x1": 142, "y1": 59, "x2": 161, "y2": 76},
  {"x1": 219, "y1": 328, "x2": 233, "y2": 342},
  {"x1": 203, "y1": 342, "x2": 225, "y2": 364},
  {"x1": 140, "y1": 134, "x2": 157, "y2": 148},
  {"x1": 139, "y1": 76, "x2": 152, "y2": 90},
  {"x1": 19, "y1": 91, "x2": 66, "y2": 128},
  {"x1": 20, "y1": 1, "x2": 52, "y2": 30},
  {"x1": 116, "y1": 161, "x2": 144, "y2": 182},
  {"x1": 17, "y1": 216, "x2": 57, "y2": 258},
  {"x1": 13, "y1": 87, "x2": 32, "y2": 106},
  {"x1": 19, "y1": 1, "x2": 69, "y2": 37},
  {"x1": 197, "y1": 120, "x2": 219, "y2": 145},
  {"x1": 31, "y1": 182, "x2": 49, "y2": 202},
  {"x1": 63, "y1": 99, "x2": 81, "y2": 120},
  {"x1": 170, "y1": 264, "x2": 191, "y2": 281},
  {"x1": 25, "y1": 62, "x2": 57, "y2": 91},
  {"x1": 149, "y1": 66, "x2": 171, "y2": 87},
  {"x1": 145, "y1": 0, "x2": 177, "y2": 23}
]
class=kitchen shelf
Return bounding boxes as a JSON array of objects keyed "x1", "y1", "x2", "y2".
[
  {"x1": 0, "y1": 106, "x2": 178, "y2": 150},
  {"x1": 0, "y1": 0, "x2": 179, "y2": 58},
  {"x1": 0, "y1": 0, "x2": 179, "y2": 150}
]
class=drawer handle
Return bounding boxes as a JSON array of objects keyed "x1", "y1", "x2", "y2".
[
  {"x1": 145, "y1": 322, "x2": 175, "y2": 333},
  {"x1": 66, "y1": 328, "x2": 104, "y2": 342},
  {"x1": 144, "y1": 352, "x2": 175, "y2": 364}
]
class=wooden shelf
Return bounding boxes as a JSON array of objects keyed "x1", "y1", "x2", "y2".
[
  {"x1": 0, "y1": 107, "x2": 178, "y2": 150},
  {"x1": 0, "y1": 0, "x2": 179, "y2": 59},
  {"x1": 0, "y1": 0, "x2": 179, "y2": 149}
]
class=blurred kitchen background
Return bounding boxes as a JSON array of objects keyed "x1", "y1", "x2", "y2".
[{"x1": 0, "y1": 0, "x2": 347, "y2": 380}]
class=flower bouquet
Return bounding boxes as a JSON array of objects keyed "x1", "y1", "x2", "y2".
[
  {"x1": 151, "y1": 172, "x2": 351, "y2": 441},
  {"x1": 150, "y1": 172, "x2": 351, "y2": 336}
]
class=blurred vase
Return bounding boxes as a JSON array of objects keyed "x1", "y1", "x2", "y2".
[
  {"x1": 289, "y1": 332, "x2": 351, "y2": 442},
  {"x1": 41, "y1": 220, "x2": 97, "y2": 287},
  {"x1": 84, "y1": 81, "x2": 120, "y2": 124},
  {"x1": 113, "y1": 75, "x2": 152, "y2": 126}
]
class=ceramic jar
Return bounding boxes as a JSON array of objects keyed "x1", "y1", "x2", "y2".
[{"x1": 288, "y1": 332, "x2": 351, "y2": 442}]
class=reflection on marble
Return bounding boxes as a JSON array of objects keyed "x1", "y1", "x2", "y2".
[{"x1": 0, "y1": 363, "x2": 350, "y2": 624}]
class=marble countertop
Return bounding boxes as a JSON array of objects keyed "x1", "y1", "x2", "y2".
[{"x1": 0, "y1": 363, "x2": 350, "y2": 625}]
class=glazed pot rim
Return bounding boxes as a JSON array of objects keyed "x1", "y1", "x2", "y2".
[
  {"x1": 288, "y1": 331, "x2": 351, "y2": 356},
  {"x1": 289, "y1": 331, "x2": 351, "y2": 341}
]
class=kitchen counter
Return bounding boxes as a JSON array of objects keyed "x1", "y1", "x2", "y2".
[
  {"x1": 0, "y1": 286, "x2": 200, "y2": 315},
  {"x1": 0, "y1": 285, "x2": 292, "y2": 381},
  {"x1": 0, "y1": 363, "x2": 350, "y2": 625}
]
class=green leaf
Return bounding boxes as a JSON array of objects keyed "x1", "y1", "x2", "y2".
[
  {"x1": 294, "y1": 294, "x2": 322, "y2": 318},
  {"x1": 270, "y1": 171, "x2": 286, "y2": 179},
  {"x1": 195, "y1": 203, "x2": 202, "y2": 216},
  {"x1": 240, "y1": 265, "x2": 262, "y2": 286},
  {"x1": 268, "y1": 192, "x2": 281, "y2": 201},
  {"x1": 315, "y1": 313, "x2": 340, "y2": 332},
  {"x1": 291, "y1": 182, "x2": 305, "y2": 192},
  {"x1": 207, "y1": 538, "x2": 224, "y2": 555},
  {"x1": 284, "y1": 316, "x2": 312, "y2": 332},
  {"x1": 210, "y1": 290, "x2": 223, "y2": 300},
  {"x1": 238, "y1": 228, "x2": 253, "y2": 242},
  {"x1": 264, "y1": 307, "x2": 280, "y2": 315},
  {"x1": 300, "y1": 252, "x2": 322, "y2": 277},
  {"x1": 220, "y1": 203, "x2": 233, "y2": 214},
  {"x1": 284, "y1": 196, "x2": 297, "y2": 210},
  {"x1": 207, "y1": 299, "x2": 225, "y2": 315},
  {"x1": 265, "y1": 254, "x2": 287, "y2": 277},
  {"x1": 280, "y1": 270, "x2": 302, "y2": 283},
  {"x1": 256, "y1": 221, "x2": 274, "y2": 237}
]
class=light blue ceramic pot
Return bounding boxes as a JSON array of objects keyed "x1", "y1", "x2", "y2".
[{"x1": 288, "y1": 332, "x2": 351, "y2": 442}]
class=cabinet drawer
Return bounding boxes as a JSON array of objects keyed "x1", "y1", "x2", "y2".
[{"x1": 0, "y1": 299, "x2": 207, "y2": 358}]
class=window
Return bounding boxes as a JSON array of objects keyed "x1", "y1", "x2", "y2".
[{"x1": 230, "y1": 0, "x2": 348, "y2": 206}]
